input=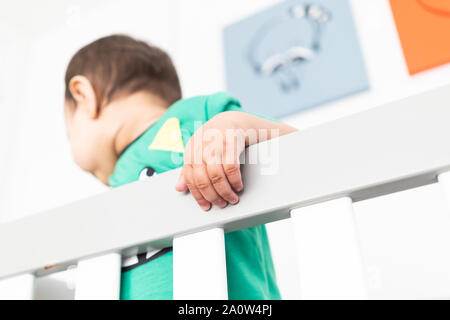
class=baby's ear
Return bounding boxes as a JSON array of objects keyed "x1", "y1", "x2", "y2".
[{"x1": 69, "y1": 75, "x2": 99, "y2": 119}]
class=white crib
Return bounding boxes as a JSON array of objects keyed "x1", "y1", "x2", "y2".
[{"x1": 1, "y1": 85, "x2": 450, "y2": 300}]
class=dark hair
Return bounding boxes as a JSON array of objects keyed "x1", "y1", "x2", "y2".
[{"x1": 65, "y1": 34, "x2": 182, "y2": 108}]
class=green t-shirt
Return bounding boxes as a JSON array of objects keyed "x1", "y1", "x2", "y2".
[{"x1": 109, "y1": 92, "x2": 281, "y2": 300}]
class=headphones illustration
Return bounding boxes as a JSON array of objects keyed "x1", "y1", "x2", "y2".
[{"x1": 247, "y1": 3, "x2": 331, "y2": 92}]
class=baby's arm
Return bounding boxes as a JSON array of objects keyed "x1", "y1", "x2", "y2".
[{"x1": 175, "y1": 111, "x2": 297, "y2": 211}]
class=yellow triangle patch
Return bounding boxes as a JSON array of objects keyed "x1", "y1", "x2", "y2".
[{"x1": 148, "y1": 118, "x2": 185, "y2": 153}]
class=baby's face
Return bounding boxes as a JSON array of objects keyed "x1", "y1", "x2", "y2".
[{"x1": 64, "y1": 101, "x2": 105, "y2": 174}]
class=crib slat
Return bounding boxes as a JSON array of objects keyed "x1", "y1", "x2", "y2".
[
  {"x1": 74, "y1": 253, "x2": 121, "y2": 300},
  {"x1": 291, "y1": 197, "x2": 367, "y2": 299},
  {"x1": 438, "y1": 172, "x2": 450, "y2": 209},
  {"x1": 173, "y1": 228, "x2": 228, "y2": 299},
  {"x1": 0, "y1": 274, "x2": 35, "y2": 300}
]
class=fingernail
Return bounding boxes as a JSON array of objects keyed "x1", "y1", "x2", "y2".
[
  {"x1": 230, "y1": 197, "x2": 239, "y2": 205},
  {"x1": 201, "y1": 204, "x2": 210, "y2": 211}
]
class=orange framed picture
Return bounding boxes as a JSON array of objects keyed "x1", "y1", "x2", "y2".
[{"x1": 390, "y1": 0, "x2": 450, "y2": 74}]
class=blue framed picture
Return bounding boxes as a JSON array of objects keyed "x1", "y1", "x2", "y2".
[{"x1": 224, "y1": 0, "x2": 370, "y2": 118}]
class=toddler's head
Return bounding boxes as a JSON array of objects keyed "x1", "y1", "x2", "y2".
[{"x1": 64, "y1": 34, "x2": 181, "y2": 183}]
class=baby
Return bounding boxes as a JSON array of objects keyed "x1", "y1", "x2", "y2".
[{"x1": 64, "y1": 34, "x2": 296, "y2": 299}]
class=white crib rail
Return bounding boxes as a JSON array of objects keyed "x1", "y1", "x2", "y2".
[
  {"x1": 291, "y1": 198, "x2": 367, "y2": 299},
  {"x1": 438, "y1": 172, "x2": 450, "y2": 210},
  {"x1": 1, "y1": 85, "x2": 450, "y2": 299},
  {"x1": 173, "y1": 228, "x2": 228, "y2": 299},
  {"x1": 74, "y1": 253, "x2": 121, "y2": 300},
  {"x1": 0, "y1": 274, "x2": 34, "y2": 300}
]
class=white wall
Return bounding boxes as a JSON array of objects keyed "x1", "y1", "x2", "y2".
[
  {"x1": 1, "y1": 0, "x2": 450, "y2": 299},
  {"x1": 1, "y1": 0, "x2": 174, "y2": 220}
]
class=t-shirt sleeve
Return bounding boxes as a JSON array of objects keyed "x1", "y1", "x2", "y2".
[
  {"x1": 204, "y1": 92, "x2": 243, "y2": 120},
  {"x1": 204, "y1": 92, "x2": 279, "y2": 122}
]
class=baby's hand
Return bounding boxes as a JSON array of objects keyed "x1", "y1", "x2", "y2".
[{"x1": 175, "y1": 113, "x2": 245, "y2": 211}]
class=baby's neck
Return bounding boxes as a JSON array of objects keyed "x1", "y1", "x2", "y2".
[
  {"x1": 92, "y1": 92, "x2": 170, "y2": 184},
  {"x1": 111, "y1": 92, "x2": 169, "y2": 157}
]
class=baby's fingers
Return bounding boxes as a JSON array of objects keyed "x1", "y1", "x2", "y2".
[
  {"x1": 175, "y1": 172, "x2": 188, "y2": 192},
  {"x1": 206, "y1": 162, "x2": 239, "y2": 205},
  {"x1": 193, "y1": 163, "x2": 228, "y2": 209},
  {"x1": 182, "y1": 164, "x2": 211, "y2": 211},
  {"x1": 222, "y1": 145, "x2": 243, "y2": 193},
  {"x1": 223, "y1": 162, "x2": 243, "y2": 193}
]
